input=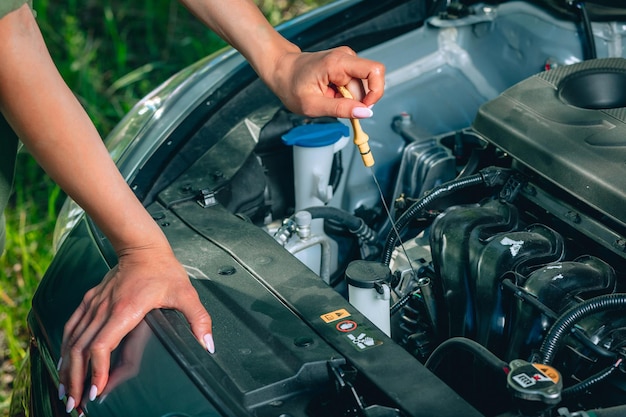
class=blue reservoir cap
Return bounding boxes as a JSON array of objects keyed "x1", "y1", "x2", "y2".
[{"x1": 282, "y1": 122, "x2": 349, "y2": 148}]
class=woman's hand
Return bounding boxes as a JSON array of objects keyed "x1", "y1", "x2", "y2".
[
  {"x1": 265, "y1": 46, "x2": 386, "y2": 119},
  {"x1": 57, "y1": 244, "x2": 214, "y2": 412}
]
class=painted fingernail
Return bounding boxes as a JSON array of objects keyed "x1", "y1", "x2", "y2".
[
  {"x1": 89, "y1": 384, "x2": 98, "y2": 401},
  {"x1": 66, "y1": 396, "x2": 75, "y2": 413},
  {"x1": 56, "y1": 357, "x2": 63, "y2": 371},
  {"x1": 204, "y1": 333, "x2": 215, "y2": 354},
  {"x1": 58, "y1": 383, "x2": 65, "y2": 400},
  {"x1": 351, "y1": 107, "x2": 373, "y2": 118}
]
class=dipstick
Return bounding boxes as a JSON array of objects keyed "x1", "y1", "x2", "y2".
[
  {"x1": 336, "y1": 85, "x2": 375, "y2": 167},
  {"x1": 337, "y1": 84, "x2": 416, "y2": 283}
]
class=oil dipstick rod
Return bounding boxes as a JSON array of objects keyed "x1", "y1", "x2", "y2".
[
  {"x1": 336, "y1": 85, "x2": 375, "y2": 167},
  {"x1": 338, "y1": 85, "x2": 416, "y2": 284}
]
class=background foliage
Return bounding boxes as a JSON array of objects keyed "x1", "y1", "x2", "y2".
[{"x1": 0, "y1": 0, "x2": 331, "y2": 413}]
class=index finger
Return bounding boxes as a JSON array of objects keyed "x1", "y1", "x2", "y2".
[{"x1": 329, "y1": 53, "x2": 386, "y2": 106}]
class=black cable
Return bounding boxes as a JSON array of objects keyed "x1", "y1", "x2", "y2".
[
  {"x1": 425, "y1": 337, "x2": 509, "y2": 376},
  {"x1": 539, "y1": 293, "x2": 626, "y2": 365},
  {"x1": 574, "y1": 1, "x2": 597, "y2": 60},
  {"x1": 380, "y1": 167, "x2": 511, "y2": 265},
  {"x1": 501, "y1": 279, "x2": 617, "y2": 360},
  {"x1": 562, "y1": 358, "x2": 623, "y2": 398}
]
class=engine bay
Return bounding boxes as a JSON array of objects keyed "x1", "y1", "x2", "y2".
[{"x1": 147, "y1": 2, "x2": 626, "y2": 416}]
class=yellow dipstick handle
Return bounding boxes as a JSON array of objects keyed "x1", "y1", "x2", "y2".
[{"x1": 337, "y1": 85, "x2": 375, "y2": 167}]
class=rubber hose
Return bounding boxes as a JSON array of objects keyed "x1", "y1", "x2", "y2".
[
  {"x1": 381, "y1": 167, "x2": 510, "y2": 265},
  {"x1": 425, "y1": 337, "x2": 509, "y2": 376},
  {"x1": 390, "y1": 291, "x2": 412, "y2": 315},
  {"x1": 301, "y1": 206, "x2": 362, "y2": 231},
  {"x1": 539, "y1": 294, "x2": 626, "y2": 365},
  {"x1": 562, "y1": 361, "x2": 621, "y2": 398},
  {"x1": 575, "y1": 1, "x2": 597, "y2": 60}
]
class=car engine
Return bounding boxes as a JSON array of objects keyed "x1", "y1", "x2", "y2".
[{"x1": 201, "y1": 4, "x2": 626, "y2": 416}]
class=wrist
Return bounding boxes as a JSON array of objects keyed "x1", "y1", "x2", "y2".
[
  {"x1": 96, "y1": 205, "x2": 172, "y2": 258},
  {"x1": 251, "y1": 38, "x2": 301, "y2": 89}
]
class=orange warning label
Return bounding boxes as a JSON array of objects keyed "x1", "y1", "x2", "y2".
[
  {"x1": 532, "y1": 364, "x2": 561, "y2": 384},
  {"x1": 321, "y1": 308, "x2": 351, "y2": 323}
]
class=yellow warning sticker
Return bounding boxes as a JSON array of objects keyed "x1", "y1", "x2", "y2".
[{"x1": 320, "y1": 308, "x2": 351, "y2": 323}]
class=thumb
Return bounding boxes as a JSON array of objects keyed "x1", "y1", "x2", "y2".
[{"x1": 176, "y1": 294, "x2": 214, "y2": 354}]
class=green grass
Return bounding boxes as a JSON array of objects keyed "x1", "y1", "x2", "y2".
[
  {"x1": 0, "y1": 0, "x2": 331, "y2": 414},
  {"x1": 0, "y1": 155, "x2": 59, "y2": 413}
]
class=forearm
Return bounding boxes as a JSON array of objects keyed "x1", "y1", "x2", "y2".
[
  {"x1": 179, "y1": 0, "x2": 384, "y2": 118},
  {"x1": 0, "y1": 5, "x2": 168, "y2": 254},
  {"x1": 178, "y1": 0, "x2": 301, "y2": 85}
]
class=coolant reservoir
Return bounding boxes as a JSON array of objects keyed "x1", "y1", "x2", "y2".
[
  {"x1": 282, "y1": 122, "x2": 349, "y2": 210},
  {"x1": 345, "y1": 260, "x2": 392, "y2": 336},
  {"x1": 281, "y1": 123, "x2": 349, "y2": 278}
]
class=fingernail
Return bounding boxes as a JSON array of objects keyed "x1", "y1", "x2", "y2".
[
  {"x1": 204, "y1": 333, "x2": 215, "y2": 354},
  {"x1": 89, "y1": 384, "x2": 98, "y2": 401},
  {"x1": 66, "y1": 396, "x2": 75, "y2": 413},
  {"x1": 351, "y1": 107, "x2": 373, "y2": 118},
  {"x1": 368, "y1": 104, "x2": 375, "y2": 109},
  {"x1": 56, "y1": 357, "x2": 63, "y2": 371},
  {"x1": 58, "y1": 383, "x2": 65, "y2": 400}
]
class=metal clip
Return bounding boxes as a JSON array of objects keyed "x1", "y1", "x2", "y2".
[{"x1": 197, "y1": 189, "x2": 217, "y2": 208}]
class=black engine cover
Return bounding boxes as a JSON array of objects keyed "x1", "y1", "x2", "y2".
[{"x1": 473, "y1": 58, "x2": 626, "y2": 228}]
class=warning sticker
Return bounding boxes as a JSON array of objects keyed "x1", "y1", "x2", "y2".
[
  {"x1": 320, "y1": 308, "x2": 351, "y2": 323},
  {"x1": 336, "y1": 320, "x2": 358, "y2": 332},
  {"x1": 532, "y1": 364, "x2": 561, "y2": 384},
  {"x1": 346, "y1": 331, "x2": 383, "y2": 351}
]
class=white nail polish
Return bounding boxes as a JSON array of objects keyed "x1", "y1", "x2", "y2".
[
  {"x1": 58, "y1": 383, "x2": 65, "y2": 400},
  {"x1": 352, "y1": 107, "x2": 373, "y2": 118},
  {"x1": 204, "y1": 334, "x2": 215, "y2": 354},
  {"x1": 65, "y1": 396, "x2": 75, "y2": 413},
  {"x1": 56, "y1": 357, "x2": 63, "y2": 371},
  {"x1": 89, "y1": 384, "x2": 98, "y2": 401}
]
